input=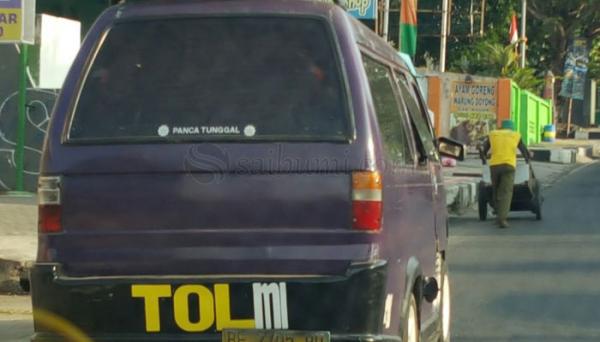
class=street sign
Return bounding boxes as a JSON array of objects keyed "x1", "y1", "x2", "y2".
[
  {"x1": 38, "y1": 14, "x2": 81, "y2": 89},
  {"x1": 560, "y1": 38, "x2": 589, "y2": 100},
  {"x1": 346, "y1": 0, "x2": 377, "y2": 20},
  {"x1": 450, "y1": 81, "x2": 497, "y2": 114},
  {"x1": 0, "y1": 0, "x2": 35, "y2": 44},
  {"x1": 449, "y1": 80, "x2": 498, "y2": 147}
]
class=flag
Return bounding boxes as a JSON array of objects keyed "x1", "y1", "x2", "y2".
[
  {"x1": 509, "y1": 14, "x2": 519, "y2": 45},
  {"x1": 400, "y1": 0, "x2": 418, "y2": 57}
]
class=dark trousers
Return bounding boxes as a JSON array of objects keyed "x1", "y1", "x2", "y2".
[{"x1": 490, "y1": 164, "x2": 515, "y2": 221}]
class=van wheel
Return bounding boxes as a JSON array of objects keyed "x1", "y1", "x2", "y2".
[
  {"x1": 406, "y1": 294, "x2": 420, "y2": 342},
  {"x1": 438, "y1": 264, "x2": 451, "y2": 342}
]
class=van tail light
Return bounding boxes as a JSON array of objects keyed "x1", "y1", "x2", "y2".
[
  {"x1": 352, "y1": 171, "x2": 382, "y2": 231},
  {"x1": 38, "y1": 176, "x2": 62, "y2": 233}
]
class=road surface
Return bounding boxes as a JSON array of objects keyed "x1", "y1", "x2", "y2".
[{"x1": 450, "y1": 162, "x2": 600, "y2": 341}]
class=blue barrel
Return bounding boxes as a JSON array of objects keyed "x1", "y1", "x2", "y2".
[{"x1": 543, "y1": 124, "x2": 556, "y2": 142}]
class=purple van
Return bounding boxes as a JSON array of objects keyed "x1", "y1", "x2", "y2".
[{"x1": 31, "y1": 1, "x2": 464, "y2": 342}]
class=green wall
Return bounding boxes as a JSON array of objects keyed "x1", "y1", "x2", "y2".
[{"x1": 510, "y1": 81, "x2": 553, "y2": 145}]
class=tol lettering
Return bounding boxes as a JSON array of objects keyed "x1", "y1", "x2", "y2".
[{"x1": 131, "y1": 282, "x2": 288, "y2": 333}]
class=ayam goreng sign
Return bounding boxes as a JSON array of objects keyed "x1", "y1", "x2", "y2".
[{"x1": 0, "y1": 0, "x2": 35, "y2": 44}]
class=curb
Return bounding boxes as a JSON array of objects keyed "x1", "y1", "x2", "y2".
[
  {"x1": 574, "y1": 131, "x2": 600, "y2": 140},
  {"x1": 530, "y1": 145, "x2": 598, "y2": 164},
  {"x1": 446, "y1": 180, "x2": 478, "y2": 214},
  {"x1": 530, "y1": 148, "x2": 579, "y2": 164},
  {"x1": 0, "y1": 259, "x2": 30, "y2": 295}
]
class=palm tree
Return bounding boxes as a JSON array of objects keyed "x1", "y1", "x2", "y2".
[{"x1": 455, "y1": 41, "x2": 543, "y2": 92}]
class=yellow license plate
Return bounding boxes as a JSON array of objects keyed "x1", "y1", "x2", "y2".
[{"x1": 222, "y1": 329, "x2": 330, "y2": 342}]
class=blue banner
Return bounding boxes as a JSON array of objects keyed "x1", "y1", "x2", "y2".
[
  {"x1": 346, "y1": 0, "x2": 377, "y2": 20},
  {"x1": 0, "y1": 0, "x2": 20, "y2": 9},
  {"x1": 560, "y1": 38, "x2": 589, "y2": 100}
]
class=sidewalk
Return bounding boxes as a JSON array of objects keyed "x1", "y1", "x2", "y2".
[
  {"x1": 0, "y1": 196, "x2": 36, "y2": 295},
  {"x1": 0, "y1": 295, "x2": 33, "y2": 342},
  {"x1": 0, "y1": 295, "x2": 32, "y2": 316},
  {"x1": 529, "y1": 138, "x2": 600, "y2": 163}
]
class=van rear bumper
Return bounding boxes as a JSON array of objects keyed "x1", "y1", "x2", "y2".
[{"x1": 30, "y1": 262, "x2": 390, "y2": 341}]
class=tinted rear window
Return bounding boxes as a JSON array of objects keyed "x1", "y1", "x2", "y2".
[{"x1": 68, "y1": 17, "x2": 351, "y2": 142}]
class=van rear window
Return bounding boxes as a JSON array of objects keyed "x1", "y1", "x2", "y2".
[{"x1": 68, "y1": 17, "x2": 351, "y2": 143}]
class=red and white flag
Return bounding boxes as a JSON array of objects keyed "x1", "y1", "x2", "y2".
[{"x1": 509, "y1": 14, "x2": 519, "y2": 44}]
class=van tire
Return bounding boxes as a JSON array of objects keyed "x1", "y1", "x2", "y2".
[
  {"x1": 437, "y1": 263, "x2": 451, "y2": 342},
  {"x1": 405, "y1": 294, "x2": 420, "y2": 342}
]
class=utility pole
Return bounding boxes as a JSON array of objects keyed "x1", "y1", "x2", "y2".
[
  {"x1": 440, "y1": 0, "x2": 450, "y2": 72},
  {"x1": 520, "y1": 0, "x2": 527, "y2": 68},
  {"x1": 480, "y1": 0, "x2": 486, "y2": 36},
  {"x1": 469, "y1": 0, "x2": 474, "y2": 37}
]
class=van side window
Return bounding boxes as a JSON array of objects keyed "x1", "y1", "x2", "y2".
[
  {"x1": 363, "y1": 56, "x2": 413, "y2": 165},
  {"x1": 404, "y1": 77, "x2": 435, "y2": 137},
  {"x1": 395, "y1": 74, "x2": 438, "y2": 162}
]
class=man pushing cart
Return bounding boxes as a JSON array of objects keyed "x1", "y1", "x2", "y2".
[{"x1": 479, "y1": 119, "x2": 541, "y2": 228}]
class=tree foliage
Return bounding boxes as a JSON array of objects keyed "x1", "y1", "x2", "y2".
[
  {"x1": 589, "y1": 38, "x2": 600, "y2": 81},
  {"x1": 451, "y1": 41, "x2": 543, "y2": 92},
  {"x1": 527, "y1": 0, "x2": 600, "y2": 76},
  {"x1": 416, "y1": 0, "x2": 515, "y2": 68},
  {"x1": 415, "y1": 0, "x2": 600, "y2": 92}
]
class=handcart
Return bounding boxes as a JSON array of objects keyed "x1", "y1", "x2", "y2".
[{"x1": 477, "y1": 151, "x2": 542, "y2": 221}]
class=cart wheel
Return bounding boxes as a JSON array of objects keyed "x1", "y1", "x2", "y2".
[
  {"x1": 478, "y1": 181, "x2": 487, "y2": 221},
  {"x1": 533, "y1": 180, "x2": 542, "y2": 220}
]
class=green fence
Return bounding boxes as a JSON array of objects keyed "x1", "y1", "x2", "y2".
[{"x1": 509, "y1": 81, "x2": 553, "y2": 145}]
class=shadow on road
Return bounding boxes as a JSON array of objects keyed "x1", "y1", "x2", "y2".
[{"x1": 487, "y1": 293, "x2": 600, "y2": 329}]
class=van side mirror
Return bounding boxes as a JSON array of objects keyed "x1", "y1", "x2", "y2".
[{"x1": 437, "y1": 137, "x2": 465, "y2": 161}]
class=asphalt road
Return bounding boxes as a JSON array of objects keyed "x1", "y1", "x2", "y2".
[
  {"x1": 449, "y1": 162, "x2": 600, "y2": 341},
  {"x1": 1, "y1": 162, "x2": 599, "y2": 342}
]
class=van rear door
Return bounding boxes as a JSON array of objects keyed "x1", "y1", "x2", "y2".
[{"x1": 43, "y1": 16, "x2": 373, "y2": 277}]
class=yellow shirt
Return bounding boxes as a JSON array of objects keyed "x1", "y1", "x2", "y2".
[{"x1": 489, "y1": 129, "x2": 522, "y2": 167}]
